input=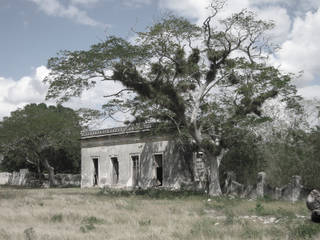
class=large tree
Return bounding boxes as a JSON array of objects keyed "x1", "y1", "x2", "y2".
[
  {"x1": 44, "y1": 2, "x2": 301, "y2": 195},
  {"x1": 0, "y1": 103, "x2": 81, "y2": 186}
]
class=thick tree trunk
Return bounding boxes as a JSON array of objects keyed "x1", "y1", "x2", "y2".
[
  {"x1": 42, "y1": 158, "x2": 56, "y2": 187},
  {"x1": 208, "y1": 156, "x2": 222, "y2": 196}
]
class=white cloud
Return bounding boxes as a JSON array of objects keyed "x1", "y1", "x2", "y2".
[
  {"x1": 275, "y1": 8, "x2": 320, "y2": 84},
  {"x1": 255, "y1": 6, "x2": 291, "y2": 44},
  {"x1": 70, "y1": 0, "x2": 100, "y2": 6},
  {"x1": 29, "y1": 0, "x2": 104, "y2": 27},
  {"x1": 298, "y1": 86, "x2": 320, "y2": 100},
  {"x1": 0, "y1": 66, "x2": 126, "y2": 128},
  {"x1": 0, "y1": 66, "x2": 50, "y2": 119},
  {"x1": 250, "y1": 0, "x2": 320, "y2": 17},
  {"x1": 64, "y1": 79, "x2": 128, "y2": 128},
  {"x1": 121, "y1": 0, "x2": 153, "y2": 8}
]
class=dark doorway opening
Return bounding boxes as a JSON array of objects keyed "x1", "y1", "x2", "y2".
[
  {"x1": 131, "y1": 155, "x2": 140, "y2": 187},
  {"x1": 111, "y1": 157, "x2": 119, "y2": 185},
  {"x1": 93, "y1": 158, "x2": 99, "y2": 186},
  {"x1": 154, "y1": 154, "x2": 163, "y2": 186}
]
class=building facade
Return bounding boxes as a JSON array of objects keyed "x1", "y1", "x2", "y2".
[{"x1": 81, "y1": 125, "x2": 205, "y2": 189}]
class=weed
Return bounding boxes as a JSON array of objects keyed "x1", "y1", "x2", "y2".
[
  {"x1": 254, "y1": 202, "x2": 273, "y2": 216},
  {"x1": 255, "y1": 202, "x2": 265, "y2": 214},
  {"x1": 138, "y1": 219, "x2": 151, "y2": 226},
  {"x1": 114, "y1": 216, "x2": 128, "y2": 224},
  {"x1": 241, "y1": 224, "x2": 262, "y2": 239},
  {"x1": 171, "y1": 231, "x2": 184, "y2": 239},
  {"x1": 289, "y1": 221, "x2": 320, "y2": 239},
  {"x1": 0, "y1": 229, "x2": 11, "y2": 240},
  {"x1": 50, "y1": 214, "x2": 63, "y2": 223},
  {"x1": 197, "y1": 208, "x2": 206, "y2": 216},
  {"x1": 24, "y1": 227, "x2": 37, "y2": 240},
  {"x1": 266, "y1": 226, "x2": 285, "y2": 240},
  {"x1": 114, "y1": 200, "x2": 136, "y2": 211},
  {"x1": 82, "y1": 216, "x2": 103, "y2": 225},
  {"x1": 224, "y1": 209, "x2": 235, "y2": 225},
  {"x1": 80, "y1": 224, "x2": 95, "y2": 233},
  {"x1": 189, "y1": 218, "x2": 217, "y2": 238},
  {"x1": 169, "y1": 207, "x2": 182, "y2": 214},
  {"x1": 275, "y1": 207, "x2": 295, "y2": 219}
]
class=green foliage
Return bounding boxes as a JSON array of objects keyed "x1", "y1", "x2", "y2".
[
  {"x1": 80, "y1": 216, "x2": 104, "y2": 233},
  {"x1": 0, "y1": 103, "x2": 81, "y2": 175},
  {"x1": 254, "y1": 202, "x2": 273, "y2": 216},
  {"x1": 224, "y1": 209, "x2": 235, "y2": 225},
  {"x1": 262, "y1": 126, "x2": 320, "y2": 189},
  {"x1": 51, "y1": 214, "x2": 63, "y2": 223},
  {"x1": 220, "y1": 129, "x2": 265, "y2": 185},
  {"x1": 24, "y1": 227, "x2": 37, "y2": 240},
  {"x1": 82, "y1": 216, "x2": 104, "y2": 225},
  {"x1": 138, "y1": 219, "x2": 151, "y2": 226},
  {"x1": 80, "y1": 224, "x2": 95, "y2": 233}
]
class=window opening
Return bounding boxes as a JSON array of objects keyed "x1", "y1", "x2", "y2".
[
  {"x1": 131, "y1": 155, "x2": 140, "y2": 187},
  {"x1": 92, "y1": 158, "x2": 99, "y2": 186},
  {"x1": 111, "y1": 157, "x2": 119, "y2": 184},
  {"x1": 154, "y1": 154, "x2": 163, "y2": 186}
]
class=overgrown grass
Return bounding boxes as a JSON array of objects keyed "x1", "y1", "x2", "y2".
[
  {"x1": 0, "y1": 187, "x2": 317, "y2": 239},
  {"x1": 99, "y1": 187, "x2": 205, "y2": 199}
]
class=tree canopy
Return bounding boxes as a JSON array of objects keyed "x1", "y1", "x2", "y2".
[
  {"x1": 0, "y1": 103, "x2": 81, "y2": 185},
  {"x1": 44, "y1": 2, "x2": 301, "y2": 195}
]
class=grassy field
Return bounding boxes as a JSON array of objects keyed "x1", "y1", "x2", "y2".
[{"x1": 0, "y1": 187, "x2": 319, "y2": 240}]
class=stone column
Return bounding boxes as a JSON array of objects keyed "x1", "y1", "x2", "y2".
[
  {"x1": 282, "y1": 175, "x2": 303, "y2": 202},
  {"x1": 256, "y1": 172, "x2": 266, "y2": 198}
]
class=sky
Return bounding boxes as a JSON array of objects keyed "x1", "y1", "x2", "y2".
[{"x1": 1, "y1": 0, "x2": 320, "y2": 127}]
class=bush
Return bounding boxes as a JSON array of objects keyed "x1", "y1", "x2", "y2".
[
  {"x1": 82, "y1": 216, "x2": 103, "y2": 225},
  {"x1": 50, "y1": 214, "x2": 63, "y2": 223}
]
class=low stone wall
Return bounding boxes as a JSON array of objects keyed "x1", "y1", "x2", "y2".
[
  {"x1": 0, "y1": 172, "x2": 11, "y2": 185},
  {"x1": 54, "y1": 173, "x2": 81, "y2": 186},
  {"x1": 0, "y1": 169, "x2": 81, "y2": 188},
  {"x1": 223, "y1": 171, "x2": 307, "y2": 202}
]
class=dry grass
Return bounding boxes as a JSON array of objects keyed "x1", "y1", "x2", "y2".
[{"x1": 0, "y1": 187, "x2": 319, "y2": 240}]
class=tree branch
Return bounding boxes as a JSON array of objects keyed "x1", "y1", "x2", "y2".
[{"x1": 104, "y1": 88, "x2": 133, "y2": 98}]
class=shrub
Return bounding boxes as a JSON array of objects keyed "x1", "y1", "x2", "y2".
[
  {"x1": 50, "y1": 214, "x2": 63, "y2": 223},
  {"x1": 82, "y1": 216, "x2": 103, "y2": 225},
  {"x1": 138, "y1": 219, "x2": 151, "y2": 226},
  {"x1": 80, "y1": 224, "x2": 95, "y2": 233}
]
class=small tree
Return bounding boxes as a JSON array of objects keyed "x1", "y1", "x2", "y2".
[
  {"x1": 44, "y1": 2, "x2": 300, "y2": 195},
  {"x1": 0, "y1": 103, "x2": 81, "y2": 186}
]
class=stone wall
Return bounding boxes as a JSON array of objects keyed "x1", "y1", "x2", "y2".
[
  {"x1": 223, "y1": 171, "x2": 307, "y2": 202},
  {"x1": 0, "y1": 169, "x2": 81, "y2": 188},
  {"x1": 0, "y1": 172, "x2": 11, "y2": 185},
  {"x1": 81, "y1": 132, "x2": 193, "y2": 189}
]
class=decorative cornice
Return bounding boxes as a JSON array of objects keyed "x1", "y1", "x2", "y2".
[{"x1": 81, "y1": 123, "x2": 153, "y2": 139}]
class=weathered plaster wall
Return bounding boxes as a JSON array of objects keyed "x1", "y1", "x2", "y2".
[{"x1": 81, "y1": 133, "x2": 193, "y2": 189}]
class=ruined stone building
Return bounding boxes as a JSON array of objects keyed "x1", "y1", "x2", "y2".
[{"x1": 81, "y1": 124, "x2": 206, "y2": 189}]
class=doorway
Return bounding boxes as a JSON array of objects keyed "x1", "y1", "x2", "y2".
[
  {"x1": 111, "y1": 157, "x2": 119, "y2": 185},
  {"x1": 131, "y1": 155, "x2": 140, "y2": 187},
  {"x1": 92, "y1": 158, "x2": 99, "y2": 186},
  {"x1": 154, "y1": 154, "x2": 163, "y2": 186}
]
